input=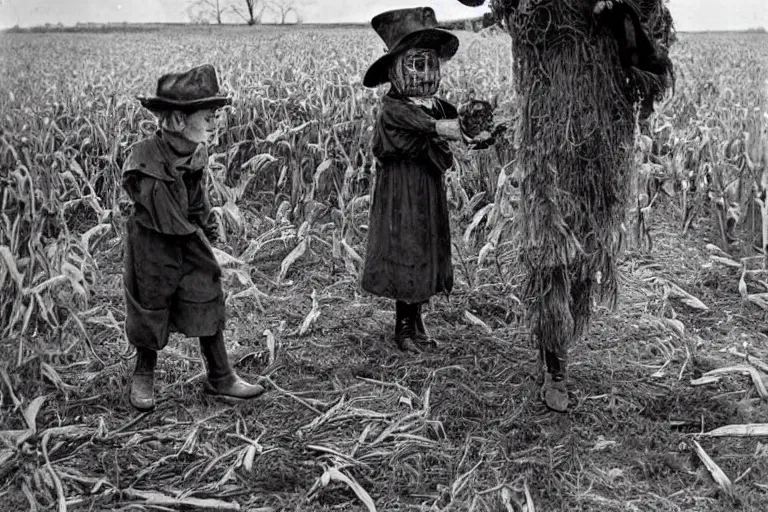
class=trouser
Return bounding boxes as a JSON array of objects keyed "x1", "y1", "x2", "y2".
[{"x1": 123, "y1": 218, "x2": 225, "y2": 351}]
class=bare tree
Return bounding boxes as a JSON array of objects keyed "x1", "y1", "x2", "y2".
[
  {"x1": 187, "y1": 0, "x2": 230, "y2": 24},
  {"x1": 232, "y1": 0, "x2": 266, "y2": 26},
  {"x1": 267, "y1": 0, "x2": 313, "y2": 25}
]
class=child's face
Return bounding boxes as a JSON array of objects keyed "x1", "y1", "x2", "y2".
[{"x1": 181, "y1": 108, "x2": 218, "y2": 144}]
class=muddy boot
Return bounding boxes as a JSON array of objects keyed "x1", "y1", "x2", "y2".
[
  {"x1": 540, "y1": 349, "x2": 569, "y2": 413},
  {"x1": 394, "y1": 301, "x2": 421, "y2": 353},
  {"x1": 130, "y1": 348, "x2": 157, "y2": 412},
  {"x1": 200, "y1": 331, "x2": 265, "y2": 400}
]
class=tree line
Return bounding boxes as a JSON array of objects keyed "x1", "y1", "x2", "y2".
[{"x1": 188, "y1": 0, "x2": 313, "y2": 25}]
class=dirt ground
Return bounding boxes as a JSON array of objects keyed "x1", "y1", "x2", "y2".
[{"x1": 2, "y1": 198, "x2": 768, "y2": 511}]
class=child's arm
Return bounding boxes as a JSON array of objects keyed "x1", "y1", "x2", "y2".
[
  {"x1": 187, "y1": 179, "x2": 218, "y2": 242},
  {"x1": 435, "y1": 119, "x2": 465, "y2": 142},
  {"x1": 186, "y1": 155, "x2": 219, "y2": 243},
  {"x1": 378, "y1": 98, "x2": 466, "y2": 146}
]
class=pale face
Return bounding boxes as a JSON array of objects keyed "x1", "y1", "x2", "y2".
[{"x1": 181, "y1": 108, "x2": 218, "y2": 144}]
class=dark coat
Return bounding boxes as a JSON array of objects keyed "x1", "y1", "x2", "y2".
[
  {"x1": 361, "y1": 93, "x2": 457, "y2": 303},
  {"x1": 121, "y1": 131, "x2": 225, "y2": 350}
]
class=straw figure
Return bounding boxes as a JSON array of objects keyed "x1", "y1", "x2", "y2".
[{"x1": 455, "y1": 0, "x2": 675, "y2": 411}]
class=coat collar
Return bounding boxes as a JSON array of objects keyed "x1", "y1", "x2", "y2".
[{"x1": 159, "y1": 130, "x2": 200, "y2": 157}]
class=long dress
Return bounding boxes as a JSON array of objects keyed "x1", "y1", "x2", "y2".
[{"x1": 361, "y1": 93, "x2": 458, "y2": 304}]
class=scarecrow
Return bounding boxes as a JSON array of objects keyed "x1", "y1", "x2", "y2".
[
  {"x1": 361, "y1": 7, "x2": 496, "y2": 352},
  {"x1": 455, "y1": 0, "x2": 675, "y2": 411},
  {"x1": 122, "y1": 64, "x2": 264, "y2": 411}
]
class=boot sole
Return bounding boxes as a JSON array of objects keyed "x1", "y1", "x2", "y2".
[
  {"x1": 203, "y1": 382, "x2": 266, "y2": 400},
  {"x1": 130, "y1": 398, "x2": 155, "y2": 412}
]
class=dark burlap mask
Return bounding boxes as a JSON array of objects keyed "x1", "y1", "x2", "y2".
[{"x1": 388, "y1": 48, "x2": 441, "y2": 97}]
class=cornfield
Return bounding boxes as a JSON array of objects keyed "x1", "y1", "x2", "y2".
[{"x1": 1, "y1": 24, "x2": 768, "y2": 511}]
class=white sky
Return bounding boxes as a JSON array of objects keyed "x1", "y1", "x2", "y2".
[{"x1": 0, "y1": 0, "x2": 765, "y2": 31}]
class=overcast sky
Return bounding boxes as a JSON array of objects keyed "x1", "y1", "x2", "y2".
[{"x1": 0, "y1": 0, "x2": 765, "y2": 31}]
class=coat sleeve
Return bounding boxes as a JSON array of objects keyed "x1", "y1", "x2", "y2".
[
  {"x1": 373, "y1": 98, "x2": 438, "y2": 159},
  {"x1": 372, "y1": 98, "x2": 456, "y2": 174},
  {"x1": 381, "y1": 98, "x2": 439, "y2": 134},
  {"x1": 121, "y1": 141, "x2": 167, "y2": 215},
  {"x1": 185, "y1": 169, "x2": 212, "y2": 226},
  {"x1": 121, "y1": 141, "x2": 198, "y2": 235}
]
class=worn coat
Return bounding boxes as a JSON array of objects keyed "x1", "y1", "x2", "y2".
[
  {"x1": 122, "y1": 130, "x2": 225, "y2": 351},
  {"x1": 361, "y1": 93, "x2": 457, "y2": 303}
]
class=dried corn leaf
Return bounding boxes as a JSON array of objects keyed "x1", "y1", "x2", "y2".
[
  {"x1": 690, "y1": 440, "x2": 733, "y2": 495},
  {"x1": 665, "y1": 281, "x2": 709, "y2": 310},
  {"x1": 212, "y1": 248, "x2": 244, "y2": 268},
  {"x1": 22, "y1": 396, "x2": 46, "y2": 432},
  {"x1": 341, "y1": 239, "x2": 363, "y2": 265},
  {"x1": 278, "y1": 239, "x2": 308, "y2": 283},
  {"x1": 80, "y1": 223, "x2": 111, "y2": 254},
  {"x1": 123, "y1": 488, "x2": 240, "y2": 510},
  {"x1": 747, "y1": 294, "x2": 768, "y2": 311},
  {"x1": 709, "y1": 254, "x2": 740, "y2": 268},
  {"x1": 263, "y1": 329, "x2": 276, "y2": 365},
  {"x1": 332, "y1": 229, "x2": 341, "y2": 259},
  {"x1": 320, "y1": 467, "x2": 376, "y2": 512},
  {"x1": 701, "y1": 424, "x2": 768, "y2": 438},
  {"x1": 478, "y1": 242, "x2": 495, "y2": 267},
  {"x1": 691, "y1": 375, "x2": 721, "y2": 386},
  {"x1": 241, "y1": 153, "x2": 277, "y2": 173},
  {"x1": 500, "y1": 487, "x2": 515, "y2": 512},
  {"x1": 0, "y1": 449, "x2": 14, "y2": 469},
  {"x1": 41, "y1": 363, "x2": 77, "y2": 393},
  {"x1": 746, "y1": 354, "x2": 768, "y2": 375},
  {"x1": 703, "y1": 365, "x2": 768, "y2": 399},
  {"x1": 299, "y1": 289, "x2": 320, "y2": 336},
  {"x1": 661, "y1": 318, "x2": 685, "y2": 337},
  {"x1": 739, "y1": 267, "x2": 749, "y2": 298},
  {"x1": 523, "y1": 479, "x2": 536, "y2": 512},
  {"x1": 243, "y1": 445, "x2": 257, "y2": 472},
  {"x1": 463, "y1": 203, "x2": 494, "y2": 244},
  {"x1": 464, "y1": 311, "x2": 492, "y2": 334}
]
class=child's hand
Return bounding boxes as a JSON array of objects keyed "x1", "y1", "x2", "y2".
[{"x1": 201, "y1": 217, "x2": 220, "y2": 243}]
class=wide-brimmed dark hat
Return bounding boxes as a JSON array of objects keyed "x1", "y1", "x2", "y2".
[
  {"x1": 137, "y1": 64, "x2": 232, "y2": 112},
  {"x1": 363, "y1": 7, "x2": 460, "y2": 88}
]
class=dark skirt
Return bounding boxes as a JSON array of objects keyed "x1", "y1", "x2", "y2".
[{"x1": 361, "y1": 159, "x2": 453, "y2": 303}]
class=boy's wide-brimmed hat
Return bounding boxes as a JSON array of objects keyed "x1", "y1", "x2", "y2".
[
  {"x1": 137, "y1": 64, "x2": 232, "y2": 112},
  {"x1": 363, "y1": 7, "x2": 459, "y2": 88}
]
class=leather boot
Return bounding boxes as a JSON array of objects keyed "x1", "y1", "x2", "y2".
[
  {"x1": 540, "y1": 349, "x2": 568, "y2": 412},
  {"x1": 200, "y1": 331, "x2": 265, "y2": 399},
  {"x1": 130, "y1": 348, "x2": 157, "y2": 411},
  {"x1": 394, "y1": 301, "x2": 421, "y2": 353}
]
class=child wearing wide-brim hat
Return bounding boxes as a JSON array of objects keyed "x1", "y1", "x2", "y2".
[
  {"x1": 122, "y1": 64, "x2": 264, "y2": 411},
  {"x1": 361, "y1": 7, "x2": 495, "y2": 352}
]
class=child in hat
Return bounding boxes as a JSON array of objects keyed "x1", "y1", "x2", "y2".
[
  {"x1": 361, "y1": 7, "x2": 495, "y2": 352},
  {"x1": 122, "y1": 64, "x2": 264, "y2": 411}
]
